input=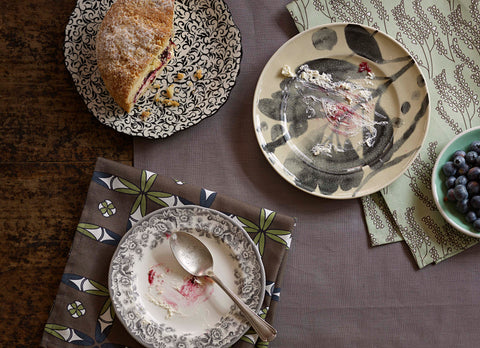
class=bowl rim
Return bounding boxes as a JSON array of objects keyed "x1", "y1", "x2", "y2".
[{"x1": 432, "y1": 125, "x2": 480, "y2": 238}]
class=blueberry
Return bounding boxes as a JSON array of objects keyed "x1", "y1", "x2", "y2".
[
  {"x1": 456, "y1": 175, "x2": 468, "y2": 186},
  {"x1": 441, "y1": 146, "x2": 480, "y2": 231},
  {"x1": 470, "y1": 141, "x2": 480, "y2": 153},
  {"x1": 453, "y1": 155, "x2": 466, "y2": 167},
  {"x1": 445, "y1": 176, "x2": 457, "y2": 188},
  {"x1": 442, "y1": 161, "x2": 457, "y2": 176},
  {"x1": 456, "y1": 199, "x2": 469, "y2": 213},
  {"x1": 467, "y1": 167, "x2": 480, "y2": 180},
  {"x1": 454, "y1": 185, "x2": 468, "y2": 201},
  {"x1": 471, "y1": 195, "x2": 480, "y2": 209},
  {"x1": 446, "y1": 188, "x2": 456, "y2": 201},
  {"x1": 458, "y1": 163, "x2": 470, "y2": 175},
  {"x1": 466, "y1": 211, "x2": 477, "y2": 223},
  {"x1": 467, "y1": 181, "x2": 480, "y2": 195},
  {"x1": 473, "y1": 219, "x2": 480, "y2": 232},
  {"x1": 466, "y1": 151, "x2": 478, "y2": 164}
]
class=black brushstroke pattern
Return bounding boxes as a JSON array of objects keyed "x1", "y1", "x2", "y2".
[{"x1": 344, "y1": 24, "x2": 383, "y2": 63}]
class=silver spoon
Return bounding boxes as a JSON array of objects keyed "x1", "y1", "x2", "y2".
[{"x1": 169, "y1": 231, "x2": 277, "y2": 342}]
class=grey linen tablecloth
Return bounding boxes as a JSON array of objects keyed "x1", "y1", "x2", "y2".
[{"x1": 133, "y1": 0, "x2": 480, "y2": 347}]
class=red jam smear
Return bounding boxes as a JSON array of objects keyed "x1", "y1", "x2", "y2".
[
  {"x1": 133, "y1": 40, "x2": 175, "y2": 103},
  {"x1": 178, "y1": 276, "x2": 213, "y2": 303},
  {"x1": 147, "y1": 263, "x2": 214, "y2": 311},
  {"x1": 358, "y1": 61, "x2": 372, "y2": 73},
  {"x1": 148, "y1": 269, "x2": 155, "y2": 285}
]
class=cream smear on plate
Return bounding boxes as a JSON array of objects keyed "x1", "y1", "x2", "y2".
[
  {"x1": 146, "y1": 263, "x2": 214, "y2": 319},
  {"x1": 280, "y1": 63, "x2": 387, "y2": 157}
]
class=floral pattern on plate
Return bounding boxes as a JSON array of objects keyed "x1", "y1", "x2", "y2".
[
  {"x1": 109, "y1": 206, "x2": 265, "y2": 348},
  {"x1": 64, "y1": 0, "x2": 241, "y2": 138}
]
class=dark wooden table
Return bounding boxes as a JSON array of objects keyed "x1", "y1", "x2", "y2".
[{"x1": 0, "y1": 1, "x2": 132, "y2": 345}]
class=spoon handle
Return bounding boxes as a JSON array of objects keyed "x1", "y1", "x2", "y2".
[{"x1": 209, "y1": 273, "x2": 277, "y2": 342}]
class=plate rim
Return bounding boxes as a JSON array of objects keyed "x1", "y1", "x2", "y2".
[
  {"x1": 108, "y1": 204, "x2": 266, "y2": 347},
  {"x1": 252, "y1": 22, "x2": 431, "y2": 199}
]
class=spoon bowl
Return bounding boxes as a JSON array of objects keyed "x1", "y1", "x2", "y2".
[{"x1": 169, "y1": 231, "x2": 277, "y2": 342}]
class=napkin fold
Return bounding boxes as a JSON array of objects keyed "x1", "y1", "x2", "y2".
[
  {"x1": 41, "y1": 157, "x2": 295, "y2": 347},
  {"x1": 286, "y1": 0, "x2": 480, "y2": 268}
]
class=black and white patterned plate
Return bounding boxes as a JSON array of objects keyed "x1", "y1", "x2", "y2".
[{"x1": 64, "y1": 0, "x2": 242, "y2": 138}]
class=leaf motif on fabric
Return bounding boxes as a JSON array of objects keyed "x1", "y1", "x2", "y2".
[
  {"x1": 76, "y1": 223, "x2": 121, "y2": 245},
  {"x1": 61, "y1": 274, "x2": 109, "y2": 296},
  {"x1": 200, "y1": 188, "x2": 217, "y2": 207},
  {"x1": 95, "y1": 298, "x2": 115, "y2": 343},
  {"x1": 236, "y1": 209, "x2": 292, "y2": 255},
  {"x1": 44, "y1": 324, "x2": 95, "y2": 345}
]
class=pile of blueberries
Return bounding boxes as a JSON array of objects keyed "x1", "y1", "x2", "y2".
[{"x1": 442, "y1": 140, "x2": 480, "y2": 232}]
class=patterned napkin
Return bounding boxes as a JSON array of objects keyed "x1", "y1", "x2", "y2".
[
  {"x1": 286, "y1": 0, "x2": 480, "y2": 268},
  {"x1": 41, "y1": 157, "x2": 295, "y2": 347}
]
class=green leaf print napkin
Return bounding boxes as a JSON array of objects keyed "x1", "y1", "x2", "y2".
[
  {"x1": 286, "y1": 0, "x2": 480, "y2": 268},
  {"x1": 41, "y1": 157, "x2": 295, "y2": 348}
]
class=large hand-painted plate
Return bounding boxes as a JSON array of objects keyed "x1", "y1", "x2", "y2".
[
  {"x1": 253, "y1": 23, "x2": 430, "y2": 199},
  {"x1": 64, "y1": 0, "x2": 241, "y2": 138},
  {"x1": 109, "y1": 206, "x2": 265, "y2": 348}
]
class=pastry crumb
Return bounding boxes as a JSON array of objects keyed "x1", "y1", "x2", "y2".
[
  {"x1": 162, "y1": 99, "x2": 180, "y2": 107},
  {"x1": 152, "y1": 83, "x2": 161, "y2": 89},
  {"x1": 166, "y1": 84, "x2": 175, "y2": 98},
  {"x1": 187, "y1": 81, "x2": 193, "y2": 87},
  {"x1": 281, "y1": 65, "x2": 296, "y2": 78},
  {"x1": 140, "y1": 110, "x2": 151, "y2": 120},
  {"x1": 194, "y1": 69, "x2": 203, "y2": 80},
  {"x1": 177, "y1": 73, "x2": 185, "y2": 80}
]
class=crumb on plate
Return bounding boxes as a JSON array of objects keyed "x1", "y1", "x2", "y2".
[
  {"x1": 162, "y1": 99, "x2": 180, "y2": 107},
  {"x1": 281, "y1": 64, "x2": 296, "y2": 78},
  {"x1": 166, "y1": 84, "x2": 175, "y2": 99},
  {"x1": 194, "y1": 69, "x2": 203, "y2": 80},
  {"x1": 140, "y1": 109, "x2": 151, "y2": 120}
]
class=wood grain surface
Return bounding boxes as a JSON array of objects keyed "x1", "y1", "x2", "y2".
[{"x1": 0, "y1": 0, "x2": 133, "y2": 346}]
